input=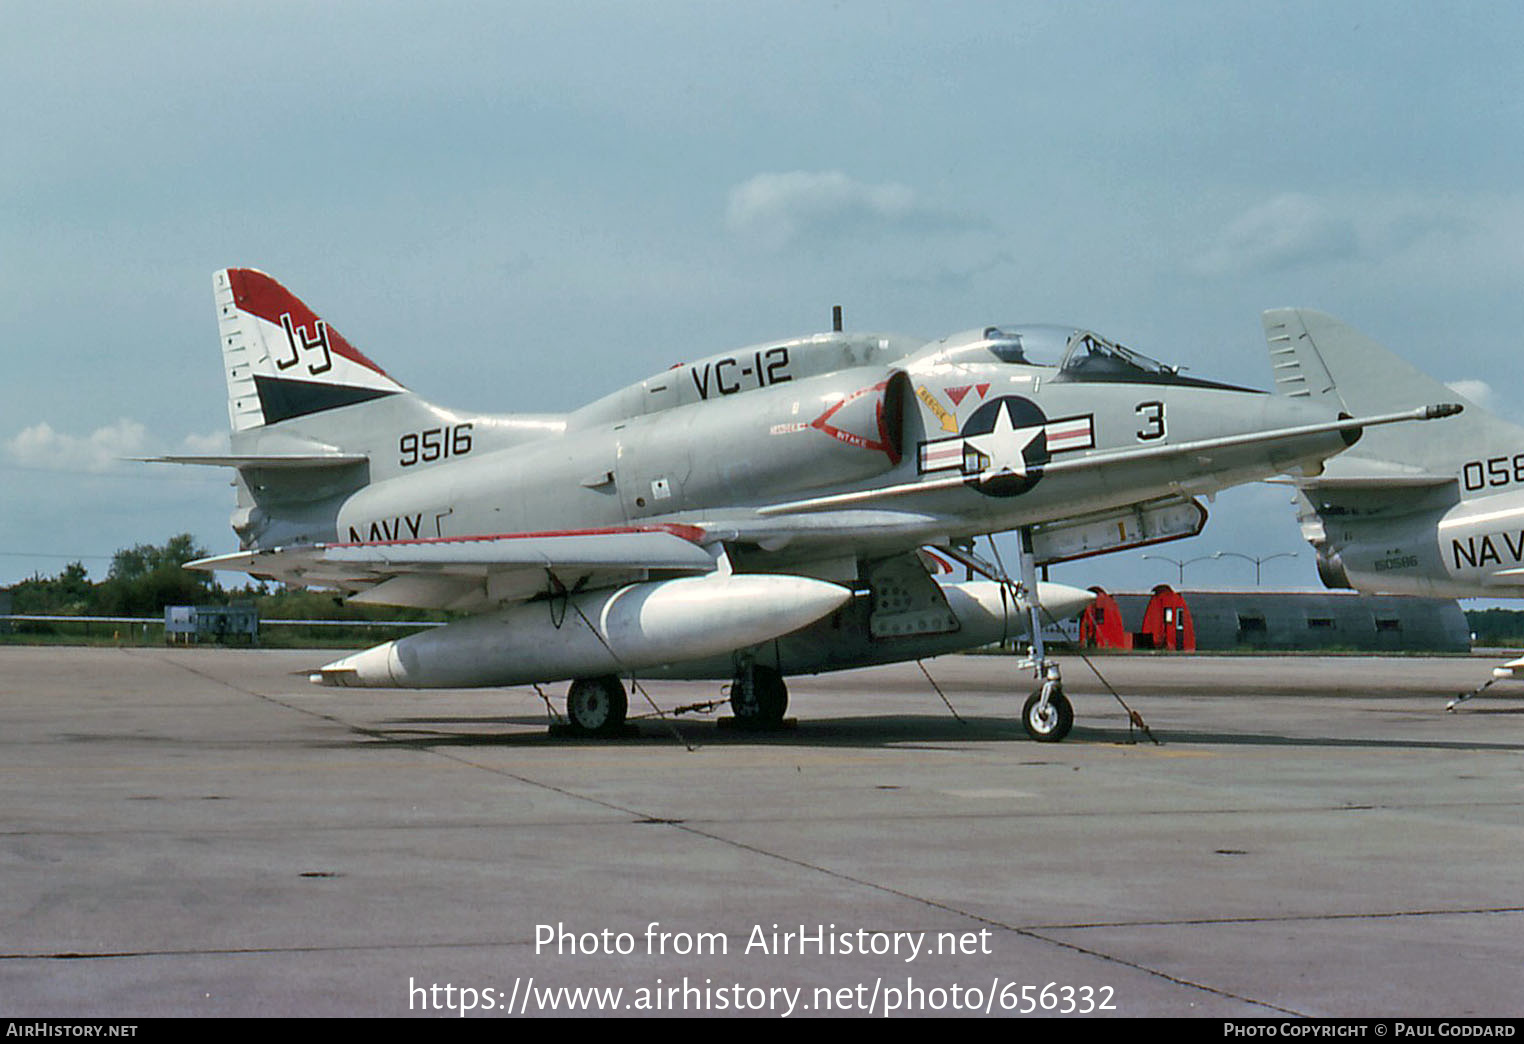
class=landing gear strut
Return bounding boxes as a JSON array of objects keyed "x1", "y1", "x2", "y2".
[
  {"x1": 565, "y1": 675, "x2": 628, "y2": 736},
  {"x1": 730, "y1": 662, "x2": 789, "y2": 729},
  {"x1": 1014, "y1": 527, "x2": 1073, "y2": 743}
]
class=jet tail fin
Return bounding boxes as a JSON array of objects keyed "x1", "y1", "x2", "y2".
[
  {"x1": 216, "y1": 268, "x2": 411, "y2": 434},
  {"x1": 1262, "y1": 308, "x2": 1518, "y2": 479},
  {"x1": 168, "y1": 269, "x2": 565, "y2": 550}
]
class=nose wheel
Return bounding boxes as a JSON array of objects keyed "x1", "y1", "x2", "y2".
[{"x1": 1022, "y1": 685, "x2": 1073, "y2": 743}]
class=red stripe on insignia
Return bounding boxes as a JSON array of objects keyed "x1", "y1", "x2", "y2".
[{"x1": 227, "y1": 268, "x2": 395, "y2": 381}]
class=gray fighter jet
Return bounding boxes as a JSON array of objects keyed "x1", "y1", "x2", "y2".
[
  {"x1": 1262, "y1": 309, "x2": 1517, "y2": 706},
  {"x1": 165, "y1": 270, "x2": 1455, "y2": 740}
]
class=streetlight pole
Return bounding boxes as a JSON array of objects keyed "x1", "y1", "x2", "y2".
[
  {"x1": 1140, "y1": 553, "x2": 1218, "y2": 586},
  {"x1": 1212, "y1": 550, "x2": 1298, "y2": 585}
]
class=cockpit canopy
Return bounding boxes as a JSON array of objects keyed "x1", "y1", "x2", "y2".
[
  {"x1": 1051, "y1": 329, "x2": 1183, "y2": 383},
  {"x1": 978, "y1": 325, "x2": 1178, "y2": 379},
  {"x1": 941, "y1": 325, "x2": 1252, "y2": 391}
]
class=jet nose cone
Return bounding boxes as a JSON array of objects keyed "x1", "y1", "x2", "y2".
[{"x1": 1035, "y1": 581, "x2": 1096, "y2": 621}]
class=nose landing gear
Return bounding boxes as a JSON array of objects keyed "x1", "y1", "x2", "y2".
[{"x1": 1022, "y1": 664, "x2": 1074, "y2": 743}]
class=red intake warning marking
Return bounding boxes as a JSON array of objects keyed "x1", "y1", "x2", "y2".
[{"x1": 811, "y1": 381, "x2": 902, "y2": 462}]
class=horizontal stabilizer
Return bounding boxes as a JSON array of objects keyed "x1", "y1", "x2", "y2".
[
  {"x1": 1297, "y1": 475, "x2": 1453, "y2": 490},
  {"x1": 139, "y1": 454, "x2": 368, "y2": 469}
]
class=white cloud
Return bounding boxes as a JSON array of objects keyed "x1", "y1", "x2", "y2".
[
  {"x1": 3, "y1": 420, "x2": 227, "y2": 473},
  {"x1": 1195, "y1": 190, "x2": 1524, "y2": 290},
  {"x1": 1196, "y1": 193, "x2": 1358, "y2": 275},
  {"x1": 726, "y1": 170, "x2": 921, "y2": 250},
  {"x1": 1445, "y1": 379, "x2": 1499, "y2": 413},
  {"x1": 6, "y1": 419, "x2": 150, "y2": 473},
  {"x1": 177, "y1": 430, "x2": 230, "y2": 455}
]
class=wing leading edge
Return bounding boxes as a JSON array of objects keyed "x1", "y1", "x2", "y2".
[{"x1": 187, "y1": 524, "x2": 718, "y2": 612}]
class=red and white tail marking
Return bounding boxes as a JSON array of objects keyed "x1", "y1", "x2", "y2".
[{"x1": 215, "y1": 268, "x2": 407, "y2": 432}]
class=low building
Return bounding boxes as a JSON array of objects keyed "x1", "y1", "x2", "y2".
[
  {"x1": 1079, "y1": 586, "x2": 1468, "y2": 653},
  {"x1": 164, "y1": 603, "x2": 259, "y2": 644},
  {"x1": 1078, "y1": 588, "x2": 1129, "y2": 648}
]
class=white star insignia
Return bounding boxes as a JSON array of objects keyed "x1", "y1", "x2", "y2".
[{"x1": 963, "y1": 403, "x2": 1043, "y2": 483}]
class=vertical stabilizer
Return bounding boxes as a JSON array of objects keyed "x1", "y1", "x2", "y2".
[
  {"x1": 185, "y1": 269, "x2": 564, "y2": 549},
  {"x1": 1263, "y1": 308, "x2": 1343, "y2": 405},
  {"x1": 1262, "y1": 308, "x2": 1521, "y2": 477},
  {"x1": 216, "y1": 268, "x2": 409, "y2": 433}
]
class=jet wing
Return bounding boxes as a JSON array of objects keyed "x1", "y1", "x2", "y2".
[
  {"x1": 187, "y1": 524, "x2": 718, "y2": 611},
  {"x1": 757, "y1": 404, "x2": 1461, "y2": 515}
]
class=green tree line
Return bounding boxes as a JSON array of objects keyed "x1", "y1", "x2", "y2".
[
  {"x1": 1464, "y1": 608, "x2": 1524, "y2": 646},
  {"x1": 5, "y1": 534, "x2": 439, "y2": 624}
]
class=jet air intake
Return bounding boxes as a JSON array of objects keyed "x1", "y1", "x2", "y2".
[{"x1": 621, "y1": 368, "x2": 911, "y2": 515}]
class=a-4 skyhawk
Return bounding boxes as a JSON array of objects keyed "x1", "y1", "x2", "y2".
[{"x1": 166, "y1": 270, "x2": 1457, "y2": 741}]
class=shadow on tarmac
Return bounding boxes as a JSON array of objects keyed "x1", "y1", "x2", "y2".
[{"x1": 340, "y1": 712, "x2": 1524, "y2": 754}]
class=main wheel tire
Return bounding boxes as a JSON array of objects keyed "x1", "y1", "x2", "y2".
[
  {"x1": 566, "y1": 676, "x2": 628, "y2": 737},
  {"x1": 1022, "y1": 689, "x2": 1073, "y2": 743},
  {"x1": 730, "y1": 664, "x2": 789, "y2": 728}
]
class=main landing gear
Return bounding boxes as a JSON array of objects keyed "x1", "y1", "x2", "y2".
[
  {"x1": 565, "y1": 675, "x2": 628, "y2": 737},
  {"x1": 729, "y1": 662, "x2": 789, "y2": 729},
  {"x1": 560, "y1": 665, "x2": 793, "y2": 738}
]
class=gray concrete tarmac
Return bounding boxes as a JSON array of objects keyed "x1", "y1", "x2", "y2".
[{"x1": 1, "y1": 646, "x2": 1520, "y2": 1018}]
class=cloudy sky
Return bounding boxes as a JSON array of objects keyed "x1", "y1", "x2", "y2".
[{"x1": 4, "y1": 2, "x2": 1522, "y2": 596}]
